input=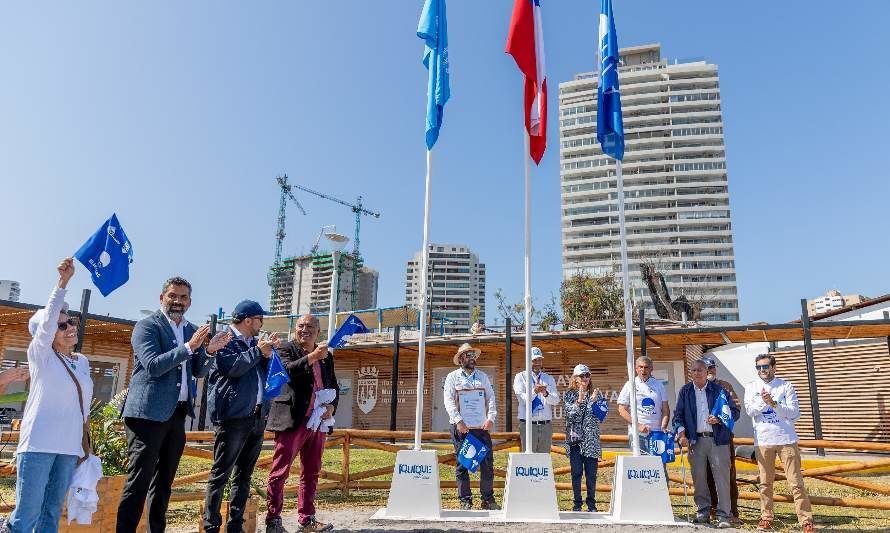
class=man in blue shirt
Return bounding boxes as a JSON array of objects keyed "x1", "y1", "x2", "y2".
[{"x1": 202, "y1": 300, "x2": 280, "y2": 533}]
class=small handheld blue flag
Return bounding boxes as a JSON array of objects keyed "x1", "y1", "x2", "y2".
[
  {"x1": 592, "y1": 396, "x2": 609, "y2": 422},
  {"x1": 74, "y1": 213, "x2": 134, "y2": 296},
  {"x1": 531, "y1": 395, "x2": 544, "y2": 414},
  {"x1": 711, "y1": 388, "x2": 735, "y2": 432},
  {"x1": 597, "y1": 0, "x2": 624, "y2": 161},
  {"x1": 264, "y1": 348, "x2": 288, "y2": 400},
  {"x1": 457, "y1": 432, "x2": 489, "y2": 473},
  {"x1": 647, "y1": 431, "x2": 676, "y2": 464},
  {"x1": 418, "y1": 0, "x2": 450, "y2": 149},
  {"x1": 328, "y1": 314, "x2": 369, "y2": 349}
]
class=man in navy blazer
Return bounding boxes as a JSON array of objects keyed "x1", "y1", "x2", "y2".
[
  {"x1": 117, "y1": 277, "x2": 226, "y2": 532},
  {"x1": 673, "y1": 359, "x2": 740, "y2": 528}
]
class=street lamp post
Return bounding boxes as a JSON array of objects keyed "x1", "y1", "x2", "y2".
[{"x1": 321, "y1": 229, "x2": 350, "y2": 341}]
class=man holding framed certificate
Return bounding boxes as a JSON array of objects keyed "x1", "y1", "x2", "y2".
[{"x1": 443, "y1": 343, "x2": 498, "y2": 510}]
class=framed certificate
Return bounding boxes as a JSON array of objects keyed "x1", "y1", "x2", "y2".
[{"x1": 457, "y1": 388, "x2": 488, "y2": 428}]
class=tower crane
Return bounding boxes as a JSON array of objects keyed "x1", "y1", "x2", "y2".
[{"x1": 268, "y1": 174, "x2": 307, "y2": 286}]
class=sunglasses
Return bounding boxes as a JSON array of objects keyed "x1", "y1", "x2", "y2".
[
  {"x1": 577, "y1": 373, "x2": 591, "y2": 379},
  {"x1": 755, "y1": 364, "x2": 772, "y2": 371},
  {"x1": 57, "y1": 318, "x2": 77, "y2": 331}
]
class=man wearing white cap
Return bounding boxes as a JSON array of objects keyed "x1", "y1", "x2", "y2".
[
  {"x1": 513, "y1": 346, "x2": 560, "y2": 453},
  {"x1": 443, "y1": 343, "x2": 498, "y2": 510}
]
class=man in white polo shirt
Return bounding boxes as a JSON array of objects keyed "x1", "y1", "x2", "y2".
[
  {"x1": 744, "y1": 354, "x2": 814, "y2": 533},
  {"x1": 617, "y1": 355, "x2": 670, "y2": 454},
  {"x1": 513, "y1": 346, "x2": 560, "y2": 453}
]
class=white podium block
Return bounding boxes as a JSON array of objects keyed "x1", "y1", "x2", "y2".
[
  {"x1": 608, "y1": 455, "x2": 674, "y2": 523},
  {"x1": 502, "y1": 452, "x2": 560, "y2": 521},
  {"x1": 383, "y1": 450, "x2": 442, "y2": 519}
]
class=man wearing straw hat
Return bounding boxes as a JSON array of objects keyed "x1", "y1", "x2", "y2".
[{"x1": 443, "y1": 343, "x2": 498, "y2": 510}]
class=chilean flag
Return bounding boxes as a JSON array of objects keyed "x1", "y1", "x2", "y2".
[{"x1": 506, "y1": 0, "x2": 547, "y2": 165}]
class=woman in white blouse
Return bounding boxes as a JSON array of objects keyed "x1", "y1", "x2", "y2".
[{"x1": 8, "y1": 258, "x2": 94, "y2": 533}]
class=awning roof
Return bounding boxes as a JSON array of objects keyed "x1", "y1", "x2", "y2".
[
  {"x1": 0, "y1": 300, "x2": 135, "y2": 344},
  {"x1": 334, "y1": 319, "x2": 890, "y2": 359}
]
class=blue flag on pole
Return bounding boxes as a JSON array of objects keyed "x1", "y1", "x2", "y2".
[
  {"x1": 592, "y1": 396, "x2": 609, "y2": 422},
  {"x1": 74, "y1": 213, "x2": 134, "y2": 296},
  {"x1": 418, "y1": 0, "x2": 450, "y2": 149},
  {"x1": 647, "y1": 430, "x2": 676, "y2": 464},
  {"x1": 328, "y1": 314, "x2": 370, "y2": 349},
  {"x1": 457, "y1": 432, "x2": 489, "y2": 473},
  {"x1": 711, "y1": 388, "x2": 735, "y2": 432},
  {"x1": 264, "y1": 348, "x2": 288, "y2": 400},
  {"x1": 597, "y1": 0, "x2": 624, "y2": 161}
]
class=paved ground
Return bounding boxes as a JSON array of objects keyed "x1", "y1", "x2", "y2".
[{"x1": 172, "y1": 508, "x2": 741, "y2": 532}]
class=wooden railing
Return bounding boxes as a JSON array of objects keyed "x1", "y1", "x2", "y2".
[{"x1": 1, "y1": 430, "x2": 889, "y2": 512}]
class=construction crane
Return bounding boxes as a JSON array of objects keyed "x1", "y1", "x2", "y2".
[
  {"x1": 288, "y1": 177, "x2": 381, "y2": 310},
  {"x1": 268, "y1": 174, "x2": 307, "y2": 286}
]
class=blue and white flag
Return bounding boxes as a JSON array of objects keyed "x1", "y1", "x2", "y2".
[
  {"x1": 418, "y1": 0, "x2": 450, "y2": 149},
  {"x1": 597, "y1": 0, "x2": 624, "y2": 161},
  {"x1": 457, "y1": 432, "x2": 489, "y2": 473},
  {"x1": 328, "y1": 314, "x2": 369, "y2": 349},
  {"x1": 592, "y1": 396, "x2": 608, "y2": 422},
  {"x1": 264, "y1": 348, "x2": 288, "y2": 400},
  {"x1": 647, "y1": 431, "x2": 676, "y2": 464},
  {"x1": 74, "y1": 213, "x2": 134, "y2": 296},
  {"x1": 711, "y1": 388, "x2": 735, "y2": 432},
  {"x1": 531, "y1": 395, "x2": 544, "y2": 414}
]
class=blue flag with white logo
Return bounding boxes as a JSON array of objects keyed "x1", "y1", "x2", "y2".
[
  {"x1": 328, "y1": 314, "x2": 369, "y2": 349},
  {"x1": 592, "y1": 396, "x2": 609, "y2": 422},
  {"x1": 418, "y1": 0, "x2": 450, "y2": 149},
  {"x1": 647, "y1": 431, "x2": 676, "y2": 464},
  {"x1": 264, "y1": 348, "x2": 288, "y2": 400},
  {"x1": 597, "y1": 0, "x2": 624, "y2": 161},
  {"x1": 457, "y1": 432, "x2": 488, "y2": 473},
  {"x1": 74, "y1": 213, "x2": 134, "y2": 297},
  {"x1": 711, "y1": 388, "x2": 735, "y2": 432}
]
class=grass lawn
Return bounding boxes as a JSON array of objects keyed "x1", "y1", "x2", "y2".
[{"x1": 2, "y1": 446, "x2": 888, "y2": 531}]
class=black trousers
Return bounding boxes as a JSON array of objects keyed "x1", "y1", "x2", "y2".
[
  {"x1": 117, "y1": 403, "x2": 187, "y2": 533},
  {"x1": 450, "y1": 426, "x2": 494, "y2": 504},
  {"x1": 202, "y1": 412, "x2": 266, "y2": 533}
]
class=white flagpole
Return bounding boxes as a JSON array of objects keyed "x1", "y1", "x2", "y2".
[
  {"x1": 413, "y1": 149, "x2": 433, "y2": 451},
  {"x1": 615, "y1": 158, "x2": 641, "y2": 455},
  {"x1": 523, "y1": 132, "x2": 533, "y2": 453}
]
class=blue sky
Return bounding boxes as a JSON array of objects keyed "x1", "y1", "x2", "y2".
[{"x1": 1, "y1": 1, "x2": 888, "y2": 325}]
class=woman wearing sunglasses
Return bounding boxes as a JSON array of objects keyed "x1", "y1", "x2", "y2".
[
  {"x1": 7, "y1": 258, "x2": 94, "y2": 532},
  {"x1": 562, "y1": 364, "x2": 604, "y2": 512}
]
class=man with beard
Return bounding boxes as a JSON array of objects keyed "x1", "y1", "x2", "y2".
[
  {"x1": 202, "y1": 300, "x2": 279, "y2": 533},
  {"x1": 265, "y1": 314, "x2": 338, "y2": 533},
  {"x1": 443, "y1": 343, "x2": 498, "y2": 510},
  {"x1": 118, "y1": 277, "x2": 228, "y2": 532}
]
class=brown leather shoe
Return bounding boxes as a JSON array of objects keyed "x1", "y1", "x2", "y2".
[
  {"x1": 757, "y1": 519, "x2": 774, "y2": 531},
  {"x1": 802, "y1": 521, "x2": 817, "y2": 533},
  {"x1": 298, "y1": 516, "x2": 333, "y2": 532}
]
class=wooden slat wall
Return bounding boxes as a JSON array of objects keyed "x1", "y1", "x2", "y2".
[{"x1": 774, "y1": 341, "x2": 890, "y2": 442}]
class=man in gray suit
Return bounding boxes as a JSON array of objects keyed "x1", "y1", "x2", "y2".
[{"x1": 117, "y1": 277, "x2": 227, "y2": 532}]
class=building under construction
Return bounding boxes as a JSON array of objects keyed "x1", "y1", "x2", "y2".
[{"x1": 269, "y1": 252, "x2": 378, "y2": 316}]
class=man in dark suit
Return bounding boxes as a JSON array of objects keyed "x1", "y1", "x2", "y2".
[
  {"x1": 117, "y1": 277, "x2": 227, "y2": 532},
  {"x1": 265, "y1": 314, "x2": 338, "y2": 533}
]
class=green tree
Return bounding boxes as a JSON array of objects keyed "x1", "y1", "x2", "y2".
[{"x1": 560, "y1": 271, "x2": 628, "y2": 329}]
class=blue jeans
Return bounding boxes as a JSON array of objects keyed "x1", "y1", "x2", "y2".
[
  {"x1": 8, "y1": 452, "x2": 78, "y2": 533},
  {"x1": 567, "y1": 444, "x2": 598, "y2": 511}
]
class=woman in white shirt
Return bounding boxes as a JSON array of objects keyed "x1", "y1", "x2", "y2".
[{"x1": 8, "y1": 258, "x2": 94, "y2": 533}]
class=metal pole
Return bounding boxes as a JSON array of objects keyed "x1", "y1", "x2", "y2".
[
  {"x1": 390, "y1": 325, "x2": 400, "y2": 441},
  {"x1": 413, "y1": 149, "x2": 433, "y2": 451},
  {"x1": 198, "y1": 314, "x2": 216, "y2": 431},
  {"x1": 523, "y1": 133, "x2": 533, "y2": 452},
  {"x1": 616, "y1": 159, "x2": 641, "y2": 455},
  {"x1": 327, "y1": 251, "x2": 340, "y2": 342},
  {"x1": 800, "y1": 298, "x2": 824, "y2": 456},
  {"x1": 505, "y1": 318, "x2": 513, "y2": 432},
  {"x1": 73, "y1": 288, "x2": 91, "y2": 353}
]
